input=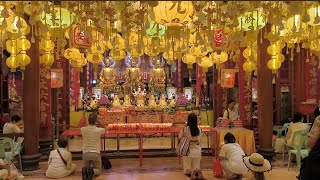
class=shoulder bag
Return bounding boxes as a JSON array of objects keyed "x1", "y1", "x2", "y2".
[
  {"x1": 56, "y1": 149, "x2": 67, "y2": 167},
  {"x1": 176, "y1": 127, "x2": 190, "y2": 156}
]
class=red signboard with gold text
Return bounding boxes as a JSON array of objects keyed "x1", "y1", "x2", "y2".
[
  {"x1": 71, "y1": 24, "x2": 92, "y2": 48},
  {"x1": 220, "y1": 69, "x2": 236, "y2": 88},
  {"x1": 51, "y1": 69, "x2": 63, "y2": 88}
]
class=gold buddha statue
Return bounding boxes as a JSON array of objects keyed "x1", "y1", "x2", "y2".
[
  {"x1": 123, "y1": 58, "x2": 144, "y2": 94},
  {"x1": 99, "y1": 59, "x2": 118, "y2": 93},
  {"x1": 149, "y1": 59, "x2": 166, "y2": 93},
  {"x1": 123, "y1": 95, "x2": 132, "y2": 107},
  {"x1": 148, "y1": 94, "x2": 157, "y2": 109},
  {"x1": 112, "y1": 95, "x2": 122, "y2": 108},
  {"x1": 159, "y1": 94, "x2": 167, "y2": 108}
]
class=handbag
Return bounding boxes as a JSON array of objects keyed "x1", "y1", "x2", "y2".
[
  {"x1": 56, "y1": 149, "x2": 67, "y2": 167},
  {"x1": 176, "y1": 127, "x2": 190, "y2": 156},
  {"x1": 101, "y1": 155, "x2": 112, "y2": 169},
  {"x1": 213, "y1": 157, "x2": 223, "y2": 178},
  {"x1": 191, "y1": 169, "x2": 205, "y2": 180}
]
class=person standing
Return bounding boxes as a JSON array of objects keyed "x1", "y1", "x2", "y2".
[
  {"x1": 81, "y1": 113, "x2": 105, "y2": 180},
  {"x1": 179, "y1": 113, "x2": 202, "y2": 176},
  {"x1": 46, "y1": 137, "x2": 76, "y2": 179}
]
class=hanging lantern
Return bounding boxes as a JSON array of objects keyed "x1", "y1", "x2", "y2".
[
  {"x1": 69, "y1": 54, "x2": 87, "y2": 71},
  {"x1": 182, "y1": 54, "x2": 196, "y2": 69},
  {"x1": 198, "y1": 56, "x2": 213, "y2": 72},
  {"x1": 16, "y1": 36, "x2": 30, "y2": 51},
  {"x1": 40, "y1": 7, "x2": 74, "y2": 29},
  {"x1": 243, "y1": 61, "x2": 256, "y2": 74},
  {"x1": 237, "y1": 8, "x2": 266, "y2": 31},
  {"x1": 6, "y1": 55, "x2": 19, "y2": 72},
  {"x1": 40, "y1": 52, "x2": 55, "y2": 67},
  {"x1": 40, "y1": 39, "x2": 55, "y2": 52},
  {"x1": 16, "y1": 51, "x2": 30, "y2": 70},
  {"x1": 243, "y1": 47, "x2": 257, "y2": 62},
  {"x1": 87, "y1": 53, "x2": 103, "y2": 67},
  {"x1": 163, "y1": 50, "x2": 176, "y2": 61},
  {"x1": 267, "y1": 43, "x2": 282, "y2": 56},
  {"x1": 267, "y1": 58, "x2": 281, "y2": 73},
  {"x1": 6, "y1": 16, "x2": 29, "y2": 34},
  {"x1": 146, "y1": 17, "x2": 166, "y2": 37},
  {"x1": 153, "y1": 1, "x2": 194, "y2": 27},
  {"x1": 307, "y1": 5, "x2": 320, "y2": 26},
  {"x1": 210, "y1": 51, "x2": 228, "y2": 64}
]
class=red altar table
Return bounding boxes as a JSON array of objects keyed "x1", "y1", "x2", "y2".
[
  {"x1": 215, "y1": 118, "x2": 243, "y2": 128},
  {"x1": 62, "y1": 126, "x2": 215, "y2": 166},
  {"x1": 299, "y1": 102, "x2": 318, "y2": 123}
]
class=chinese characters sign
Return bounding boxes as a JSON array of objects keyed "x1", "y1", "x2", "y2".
[{"x1": 71, "y1": 25, "x2": 92, "y2": 48}]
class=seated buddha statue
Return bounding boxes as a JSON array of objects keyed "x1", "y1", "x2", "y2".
[
  {"x1": 149, "y1": 59, "x2": 166, "y2": 93},
  {"x1": 112, "y1": 95, "x2": 122, "y2": 108},
  {"x1": 123, "y1": 95, "x2": 132, "y2": 107},
  {"x1": 148, "y1": 94, "x2": 157, "y2": 109},
  {"x1": 99, "y1": 59, "x2": 118, "y2": 93},
  {"x1": 123, "y1": 59, "x2": 145, "y2": 94},
  {"x1": 158, "y1": 94, "x2": 167, "y2": 108}
]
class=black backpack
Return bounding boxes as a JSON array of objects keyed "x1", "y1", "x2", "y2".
[{"x1": 101, "y1": 155, "x2": 112, "y2": 169}]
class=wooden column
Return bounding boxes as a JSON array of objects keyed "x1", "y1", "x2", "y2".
[
  {"x1": 295, "y1": 48, "x2": 306, "y2": 113},
  {"x1": 257, "y1": 26, "x2": 274, "y2": 159},
  {"x1": 22, "y1": 34, "x2": 41, "y2": 170}
]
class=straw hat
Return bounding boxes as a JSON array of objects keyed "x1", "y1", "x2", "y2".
[{"x1": 243, "y1": 153, "x2": 271, "y2": 172}]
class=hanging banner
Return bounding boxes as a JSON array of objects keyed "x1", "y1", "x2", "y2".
[
  {"x1": 220, "y1": 69, "x2": 236, "y2": 88},
  {"x1": 305, "y1": 55, "x2": 318, "y2": 101},
  {"x1": 40, "y1": 65, "x2": 51, "y2": 127},
  {"x1": 70, "y1": 24, "x2": 92, "y2": 49},
  {"x1": 51, "y1": 69, "x2": 64, "y2": 88}
]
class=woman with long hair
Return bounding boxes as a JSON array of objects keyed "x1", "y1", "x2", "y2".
[{"x1": 179, "y1": 113, "x2": 202, "y2": 177}]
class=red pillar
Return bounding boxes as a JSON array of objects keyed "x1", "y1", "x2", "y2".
[
  {"x1": 295, "y1": 48, "x2": 306, "y2": 113},
  {"x1": 22, "y1": 33, "x2": 41, "y2": 170},
  {"x1": 257, "y1": 26, "x2": 274, "y2": 159}
]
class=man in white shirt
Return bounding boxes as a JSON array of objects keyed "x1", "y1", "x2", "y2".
[
  {"x1": 81, "y1": 113, "x2": 105, "y2": 179},
  {"x1": 223, "y1": 100, "x2": 239, "y2": 120},
  {"x1": 3, "y1": 115, "x2": 23, "y2": 134}
]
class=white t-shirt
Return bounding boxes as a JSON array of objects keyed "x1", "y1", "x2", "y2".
[
  {"x1": 286, "y1": 122, "x2": 308, "y2": 145},
  {"x1": 3, "y1": 123, "x2": 22, "y2": 134},
  {"x1": 81, "y1": 125, "x2": 105, "y2": 153},
  {"x1": 223, "y1": 109, "x2": 239, "y2": 120},
  {"x1": 179, "y1": 126, "x2": 202, "y2": 158},
  {"x1": 219, "y1": 143, "x2": 248, "y2": 174}
]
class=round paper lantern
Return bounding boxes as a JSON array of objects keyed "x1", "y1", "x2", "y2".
[
  {"x1": 69, "y1": 54, "x2": 87, "y2": 69},
  {"x1": 272, "y1": 54, "x2": 285, "y2": 63},
  {"x1": 182, "y1": 54, "x2": 196, "y2": 69},
  {"x1": 40, "y1": 39, "x2": 55, "y2": 52},
  {"x1": 243, "y1": 47, "x2": 257, "y2": 61},
  {"x1": 153, "y1": 1, "x2": 194, "y2": 27},
  {"x1": 40, "y1": 7, "x2": 74, "y2": 29},
  {"x1": 211, "y1": 51, "x2": 228, "y2": 64},
  {"x1": 17, "y1": 36, "x2": 31, "y2": 51},
  {"x1": 163, "y1": 50, "x2": 176, "y2": 61},
  {"x1": 6, "y1": 16, "x2": 29, "y2": 34},
  {"x1": 237, "y1": 8, "x2": 266, "y2": 31},
  {"x1": 267, "y1": 43, "x2": 282, "y2": 56},
  {"x1": 40, "y1": 52, "x2": 55, "y2": 67},
  {"x1": 267, "y1": 59, "x2": 281, "y2": 73},
  {"x1": 6, "y1": 39, "x2": 17, "y2": 54},
  {"x1": 198, "y1": 56, "x2": 213, "y2": 71},
  {"x1": 243, "y1": 61, "x2": 256, "y2": 73},
  {"x1": 87, "y1": 53, "x2": 103, "y2": 65},
  {"x1": 6, "y1": 55, "x2": 19, "y2": 72},
  {"x1": 16, "y1": 52, "x2": 30, "y2": 70}
]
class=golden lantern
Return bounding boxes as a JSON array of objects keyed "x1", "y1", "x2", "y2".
[
  {"x1": 6, "y1": 39, "x2": 18, "y2": 54},
  {"x1": 106, "y1": 33, "x2": 125, "y2": 50},
  {"x1": 307, "y1": 5, "x2": 320, "y2": 26},
  {"x1": 6, "y1": 55, "x2": 19, "y2": 72},
  {"x1": 243, "y1": 61, "x2": 256, "y2": 74},
  {"x1": 267, "y1": 43, "x2": 282, "y2": 56},
  {"x1": 17, "y1": 36, "x2": 31, "y2": 51},
  {"x1": 243, "y1": 47, "x2": 257, "y2": 62},
  {"x1": 272, "y1": 54, "x2": 285, "y2": 63},
  {"x1": 40, "y1": 52, "x2": 55, "y2": 67},
  {"x1": 182, "y1": 54, "x2": 196, "y2": 69},
  {"x1": 69, "y1": 54, "x2": 87, "y2": 71},
  {"x1": 87, "y1": 53, "x2": 103, "y2": 66},
  {"x1": 237, "y1": 8, "x2": 266, "y2": 31},
  {"x1": 267, "y1": 58, "x2": 281, "y2": 73},
  {"x1": 153, "y1": 1, "x2": 194, "y2": 27},
  {"x1": 163, "y1": 50, "x2": 176, "y2": 61},
  {"x1": 6, "y1": 16, "x2": 28, "y2": 34},
  {"x1": 40, "y1": 7, "x2": 74, "y2": 29},
  {"x1": 40, "y1": 39, "x2": 55, "y2": 52},
  {"x1": 198, "y1": 56, "x2": 213, "y2": 72},
  {"x1": 16, "y1": 52, "x2": 30, "y2": 70},
  {"x1": 110, "y1": 49, "x2": 126, "y2": 61},
  {"x1": 210, "y1": 51, "x2": 228, "y2": 64}
]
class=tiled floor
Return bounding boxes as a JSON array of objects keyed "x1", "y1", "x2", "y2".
[{"x1": 22, "y1": 156, "x2": 299, "y2": 180}]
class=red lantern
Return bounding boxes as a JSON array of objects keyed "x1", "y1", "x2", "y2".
[{"x1": 220, "y1": 69, "x2": 236, "y2": 88}]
